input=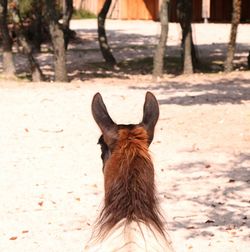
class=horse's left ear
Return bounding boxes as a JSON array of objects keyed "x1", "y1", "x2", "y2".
[
  {"x1": 141, "y1": 92, "x2": 159, "y2": 145},
  {"x1": 92, "y1": 93, "x2": 118, "y2": 145},
  {"x1": 92, "y1": 93, "x2": 115, "y2": 132}
]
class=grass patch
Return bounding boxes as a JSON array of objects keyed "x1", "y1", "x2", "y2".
[{"x1": 72, "y1": 9, "x2": 96, "y2": 19}]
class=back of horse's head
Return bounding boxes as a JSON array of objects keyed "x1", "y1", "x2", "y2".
[
  {"x1": 92, "y1": 92, "x2": 159, "y2": 146},
  {"x1": 91, "y1": 92, "x2": 166, "y2": 240}
]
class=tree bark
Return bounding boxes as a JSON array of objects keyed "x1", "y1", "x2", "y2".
[
  {"x1": 32, "y1": 0, "x2": 43, "y2": 52},
  {"x1": 224, "y1": 0, "x2": 241, "y2": 72},
  {"x1": 10, "y1": 2, "x2": 44, "y2": 81},
  {"x1": 62, "y1": 0, "x2": 73, "y2": 49},
  {"x1": 0, "y1": 0, "x2": 16, "y2": 77},
  {"x1": 153, "y1": 0, "x2": 169, "y2": 80},
  {"x1": 183, "y1": 28, "x2": 193, "y2": 74},
  {"x1": 62, "y1": 0, "x2": 73, "y2": 29},
  {"x1": 45, "y1": 0, "x2": 68, "y2": 82},
  {"x1": 97, "y1": 0, "x2": 117, "y2": 66},
  {"x1": 248, "y1": 50, "x2": 250, "y2": 70},
  {"x1": 177, "y1": 0, "x2": 196, "y2": 74}
]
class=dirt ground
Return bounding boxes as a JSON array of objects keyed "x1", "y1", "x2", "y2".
[{"x1": 0, "y1": 20, "x2": 250, "y2": 252}]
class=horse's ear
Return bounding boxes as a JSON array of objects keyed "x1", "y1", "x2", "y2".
[
  {"x1": 92, "y1": 93, "x2": 117, "y2": 144},
  {"x1": 141, "y1": 92, "x2": 159, "y2": 145}
]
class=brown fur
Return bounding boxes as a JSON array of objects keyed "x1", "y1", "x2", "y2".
[{"x1": 95, "y1": 126, "x2": 166, "y2": 240}]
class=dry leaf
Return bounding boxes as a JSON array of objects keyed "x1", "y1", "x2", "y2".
[
  {"x1": 9, "y1": 236, "x2": 18, "y2": 240},
  {"x1": 38, "y1": 201, "x2": 43, "y2": 207}
]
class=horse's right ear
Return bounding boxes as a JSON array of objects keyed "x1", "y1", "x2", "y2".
[
  {"x1": 141, "y1": 92, "x2": 159, "y2": 145},
  {"x1": 92, "y1": 93, "x2": 117, "y2": 142}
]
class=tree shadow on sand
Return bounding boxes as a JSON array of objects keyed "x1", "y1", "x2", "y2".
[
  {"x1": 1, "y1": 26, "x2": 250, "y2": 81},
  {"x1": 130, "y1": 77, "x2": 250, "y2": 105},
  {"x1": 166, "y1": 153, "x2": 250, "y2": 240},
  {"x1": 64, "y1": 40, "x2": 250, "y2": 81}
]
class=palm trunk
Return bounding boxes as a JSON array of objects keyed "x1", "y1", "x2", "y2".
[
  {"x1": 224, "y1": 0, "x2": 242, "y2": 72},
  {"x1": 153, "y1": 0, "x2": 169, "y2": 79}
]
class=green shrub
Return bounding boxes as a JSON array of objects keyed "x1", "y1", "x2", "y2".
[{"x1": 19, "y1": 0, "x2": 35, "y2": 16}]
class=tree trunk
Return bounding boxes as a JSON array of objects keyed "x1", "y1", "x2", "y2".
[
  {"x1": 62, "y1": 0, "x2": 73, "y2": 29},
  {"x1": 177, "y1": 0, "x2": 196, "y2": 74},
  {"x1": 62, "y1": 0, "x2": 73, "y2": 49},
  {"x1": 0, "y1": 0, "x2": 16, "y2": 77},
  {"x1": 32, "y1": 1, "x2": 43, "y2": 52},
  {"x1": 248, "y1": 50, "x2": 250, "y2": 70},
  {"x1": 183, "y1": 27, "x2": 193, "y2": 74},
  {"x1": 45, "y1": 0, "x2": 68, "y2": 82},
  {"x1": 97, "y1": 0, "x2": 117, "y2": 66},
  {"x1": 10, "y1": 3, "x2": 44, "y2": 81},
  {"x1": 224, "y1": 0, "x2": 241, "y2": 72},
  {"x1": 153, "y1": 0, "x2": 169, "y2": 80}
]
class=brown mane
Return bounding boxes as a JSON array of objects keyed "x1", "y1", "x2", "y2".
[
  {"x1": 95, "y1": 126, "x2": 166, "y2": 240},
  {"x1": 90, "y1": 92, "x2": 170, "y2": 250}
]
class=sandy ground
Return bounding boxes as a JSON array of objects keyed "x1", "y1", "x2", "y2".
[{"x1": 0, "y1": 20, "x2": 250, "y2": 252}]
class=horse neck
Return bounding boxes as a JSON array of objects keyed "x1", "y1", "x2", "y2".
[
  {"x1": 98, "y1": 127, "x2": 166, "y2": 239},
  {"x1": 104, "y1": 129, "x2": 154, "y2": 195},
  {"x1": 104, "y1": 127, "x2": 154, "y2": 204}
]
